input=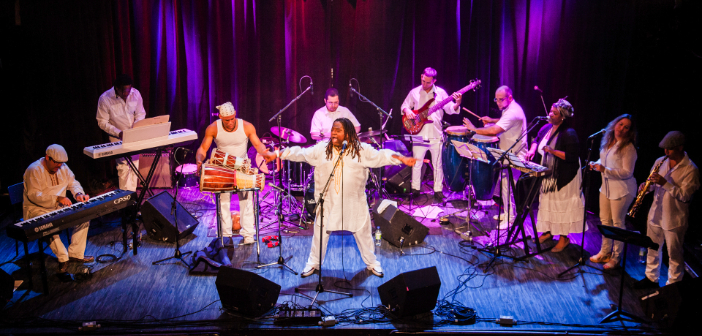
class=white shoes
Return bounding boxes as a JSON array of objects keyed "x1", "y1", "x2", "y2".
[
  {"x1": 493, "y1": 213, "x2": 505, "y2": 221},
  {"x1": 301, "y1": 265, "x2": 317, "y2": 278},
  {"x1": 367, "y1": 264, "x2": 384, "y2": 277}
]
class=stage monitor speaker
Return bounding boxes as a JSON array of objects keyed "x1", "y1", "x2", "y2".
[
  {"x1": 378, "y1": 266, "x2": 441, "y2": 317},
  {"x1": 142, "y1": 191, "x2": 199, "y2": 242},
  {"x1": 372, "y1": 201, "x2": 429, "y2": 247},
  {"x1": 139, "y1": 152, "x2": 172, "y2": 188},
  {"x1": 639, "y1": 277, "x2": 702, "y2": 330},
  {"x1": 384, "y1": 165, "x2": 426, "y2": 194},
  {"x1": 216, "y1": 266, "x2": 281, "y2": 317},
  {"x1": 1, "y1": 269, "x2": 13, "y2": 308}
]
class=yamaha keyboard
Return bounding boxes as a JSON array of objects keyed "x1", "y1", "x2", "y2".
[
  {"x1": 83, "y1": 129, "x2": 198, "y2": 159},
  {"x1": 7, "y1": 190, "x2": 137, "y2": 242}
]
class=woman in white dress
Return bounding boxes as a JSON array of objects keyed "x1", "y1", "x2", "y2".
[
  {"x1": 527, "y1": 99, "x2": 584, "y2": 252},
  {"x1": 281, "y1": 118, "x2": 416, "y2": 278},
  {"x1": 588, "y1": 114, "x2": 638, "y2": 269}
]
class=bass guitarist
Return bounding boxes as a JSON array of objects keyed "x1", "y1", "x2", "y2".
[{"x1": 401, "y1": 67, "x2": 462, "y2": 202}]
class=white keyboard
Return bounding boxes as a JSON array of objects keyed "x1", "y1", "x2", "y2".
[{"x1": 84, "y1": 129, "x2": 198, "y2": 159}]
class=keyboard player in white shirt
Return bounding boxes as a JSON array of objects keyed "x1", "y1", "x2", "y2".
[
  {"x1": 196, "y1": 102, "x2": 277, "y2": 245},
  {"x1": 23, "y1": 144, "x2": 93, "y2": 273},
  {"x1": 96, "y1": 74, "x2": 146, "y2": 191}
]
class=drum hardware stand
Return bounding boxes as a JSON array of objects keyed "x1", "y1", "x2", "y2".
[
  {"x1": 256, "y1": 204, "x2": 297, "y2": 274},
  {"x1": 153, "y1": 147, "x2": 192, "y2": 267},
  {"x1": 295, "y1": 143, "x2": 353, "y2": 305},
  {"x1": 559, "y1": 130, "x2": 602, "y2": 278}
]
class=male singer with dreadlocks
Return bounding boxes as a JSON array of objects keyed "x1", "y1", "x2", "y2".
[{"x1": 281, "y1": 118, "x2": 416, "y2": 278}]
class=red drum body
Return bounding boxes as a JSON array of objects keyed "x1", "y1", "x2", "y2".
[{"x1": 200, "y1": 164, "x2": 238, "y2": 193}]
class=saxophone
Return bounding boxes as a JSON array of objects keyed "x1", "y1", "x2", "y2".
[{"x1": 627, "y1": 156, "x2": 668, "y2": 218}]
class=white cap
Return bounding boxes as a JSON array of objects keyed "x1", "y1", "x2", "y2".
[
  {"x1": 216, "y1": 102, "x2": 236, "y2": 117},
  {"x1": 46, "y1": 144, "x2": 68, "y2": 163}
]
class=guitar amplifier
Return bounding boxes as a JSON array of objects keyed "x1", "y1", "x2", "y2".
[{"x1": 139, "y1": 152, "x2": 172, "y2": 188}]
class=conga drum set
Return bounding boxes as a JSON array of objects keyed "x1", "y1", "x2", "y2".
[{"x1": 441, "y1": 126, "x2": 499, "y2": 201}]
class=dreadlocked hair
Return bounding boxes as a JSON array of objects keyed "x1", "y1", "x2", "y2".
[{"x1": 325, "y1": 117, "x2": 362, "y2": 162}]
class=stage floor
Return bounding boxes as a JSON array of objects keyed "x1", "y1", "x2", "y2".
[{"x1": 0, "y1": 186, "x2": 666, "y2": 334}]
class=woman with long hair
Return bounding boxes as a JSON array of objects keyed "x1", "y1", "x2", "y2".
[
  {"x1": 531, "y1": 99, "x2": 585, "y2": 252},
  {"x1": 588, "y1": 114, "x2": 638, "y2": 269}
]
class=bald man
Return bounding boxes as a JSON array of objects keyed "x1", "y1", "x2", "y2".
[{"x1": 464, "y1": 86, "x2": 527, "y2": 228}]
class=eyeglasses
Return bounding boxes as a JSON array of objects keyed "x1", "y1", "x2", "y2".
[
  {"x1": 48, "y1": 156, "x2": 65, "y2": 164},
  {"x1": 494, "y1": 97, "x2": 508, "y2": 103}
]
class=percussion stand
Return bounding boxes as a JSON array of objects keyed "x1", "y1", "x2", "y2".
[
  {"x1": 153, "y1": 147, "x2": 192, "y2": 267},
  {"x1": 295, "y1": 145, "x2": 352, "y2": 305},
  {"x1": 256, "y1": 186, "x2": 297, "y2": 274}
]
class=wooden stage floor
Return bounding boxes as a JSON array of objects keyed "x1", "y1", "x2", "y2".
[{"x1": 0, "y1": 186, "x2": 666, "y2": 335}]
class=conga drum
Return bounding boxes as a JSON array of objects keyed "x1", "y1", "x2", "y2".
[
  {"x1": 442, "y1": 126, "x2": 471, "y2": 192},
  {"x1": 468, "y1": 135, "x2": 499, "y2": 200}
]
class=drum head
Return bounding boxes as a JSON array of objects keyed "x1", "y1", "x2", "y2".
[
  {"x1": 472, "y1": 134, "x2": 499, "y2": 143},
  {"x1": 176, "y1": 163, "x2": 198, "y2": 175},
  {"x1": 247, "y1": 145, "x2": 279, "y2": 175},
  {"x1": 445, "y1": 126, "x2": 469, "y2": 136}
]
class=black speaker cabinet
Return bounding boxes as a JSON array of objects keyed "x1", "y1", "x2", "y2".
[
  {"x1": 372, "y1": 201, "x2": 429, "y2": 247},
  {"x1": 216, "y1": 266, "x2": 281, "y2": 317},
  {"x1": 1, "y1": 269, "x2": 13, "y2": 308},
  {"x1": 640, "y1": 277, "x2": 702, "y2": 330},
  {"x1": 142, "y1": 191, "x2": 199, "y2": 241},
  {"x1": 378, "y1": 266, "x2": 441, "y2": 317},
  {"x1": 384, "y1": 165, "x2": 426, "y2": 194}
]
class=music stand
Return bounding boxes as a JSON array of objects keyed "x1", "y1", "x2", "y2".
[{"x1": 596, "y1": 224, "x2": 659, "y2": 323}]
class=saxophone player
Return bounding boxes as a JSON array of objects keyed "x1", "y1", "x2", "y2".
[{"x1": 633, "y1": 131, "x2": 699, "y2": 290}]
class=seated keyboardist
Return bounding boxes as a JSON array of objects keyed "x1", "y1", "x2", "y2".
[{"x1": 23, "y1": 144, "x2": 94, "y2": 273}]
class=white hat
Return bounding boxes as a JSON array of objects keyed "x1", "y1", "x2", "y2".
[
  {"x1": 216, "y1": 102, "x2": 236, "y2": 117},
  {"x1": 46, "y1": 144, "x2": 68, "y2": 163}
]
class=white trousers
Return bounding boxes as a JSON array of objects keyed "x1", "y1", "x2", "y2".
[
  {"x1": 500, "y1": 167, "x2": 520, "y2": 218},
  {"x1": 116, "y1": 155, "x2": 139, "y2": 191},
  {"x1": 305, "y1": 222, "x2": 380, "y2": 269},
  {"x1": 28, "y1": 207, "x2": 89, "y2": 263},
  {"x1": 598, "y1": 192, "x2": 635, "y2": 261},
  {"x1": 645, "y1": 223, "x2": 687, "y2": 285},
  {"x1": 411, "y1": 141, "x2": 443, "y2": 192},
  {"x1": 218, "y1": 191, "x2": 255, "y2": 239}
]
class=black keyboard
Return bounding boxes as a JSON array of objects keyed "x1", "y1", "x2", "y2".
[{"x1": 7, "y1": 190, "x2": 137, "y2": 242}]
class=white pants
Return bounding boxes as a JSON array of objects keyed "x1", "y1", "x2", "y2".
[
  {"x1": 598, "y1": 192, "x2": 635, "y2": 261},
  {"x1": 27, "y1": 207, "x2": 89, "y2": 263},
  {"x1": 218, "y1": 191, "x2": 255, "y2": 239},
  {"x1": 500, "y1": 167, "x2": 520, "y2": 218},
  {"x1": 116, "y1": 155, "x2": 139, "y2": 191},
  {"x1": 305, "y1": 222, "x2": 379, "y2": 269},
  {"x1": 645, "y1": 223, "x2": 687, "y2": 285},
  {"x1": 411, "y1": 141, "x2": 443, "y2": 192}
]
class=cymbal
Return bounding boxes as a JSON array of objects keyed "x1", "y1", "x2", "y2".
[
  {"x1": 270, "y1": 126, "x2": 307, "y2": 143},
  {"x1": 358, "y1": 129, "x2": 387, "y2": 138}
]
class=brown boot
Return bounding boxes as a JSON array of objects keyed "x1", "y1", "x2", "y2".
[
  {"x1": 58, "y1": 262, "x2": 68, "y2": 273},
  {"x1": 69, "y1": 256, "x2": 95, "y2": 263}
]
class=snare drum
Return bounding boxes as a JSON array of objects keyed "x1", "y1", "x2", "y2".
[
  {"x1": 175, "y1": 164, "x2": 199, "y2": 188},
  {"x1": 199, "y1": 164, "x2": 238, "y2": 193},
  {"x1": 468, "y1": 135, "x2": 499, "y2": 200},
  {"x1": 442, "y1": 126, "x2": 471, "y2": 192}
]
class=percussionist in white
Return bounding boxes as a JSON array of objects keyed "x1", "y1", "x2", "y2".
[{"x1": 281, "y1": 118, "x2": 416, "y2": 278}]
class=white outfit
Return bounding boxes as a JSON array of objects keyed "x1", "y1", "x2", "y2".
[
  {"x1": 282, "y1": 141, "x2": 402, "y2": 269},
  {"x1": 645, "y1": 153, "x2": 699, "y2": 285},
  {"x1": 213, "y1": 119, "x2": 255, "y2": 240},
  {"x1": 495, "y1": 101, "x2": 528, "y2": 218},
  {"x1": 400, "y1": 85, "x2": 459, "y2": 191},
  {"x1": 595, "y1": 142, "x2": 637, "y2": 261},
  {"x1": 23, "y1": 158, "x2": 90, "y2": 263},
  {"x1": 96, "y1": 87, "x2": 147, "y2": 191},
  {"x1": 535, "y1": 132, "x2": 585, "y2": 236},
  {"x1": 310, "y1": 106, "x2": 361, "y2": 139}
]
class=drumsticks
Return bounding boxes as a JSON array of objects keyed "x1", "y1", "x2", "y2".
[{"x1": 462, "y1": 107, "x2": 481, "y2": 119}]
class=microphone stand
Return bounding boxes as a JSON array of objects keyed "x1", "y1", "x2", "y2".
[
  {"x1": 256, "y1": 182, "x2": 297, "y2": 274},
  {"x1": 295, "y1": 144, "x2": 353, "y2": 305},
  {"x1": 558, "y1": 131, "x2": 602, "y2": 277},
  {"x1": 349, "y1": 87, "x2": 390, "y2": 133},
  {"x1": 153, "y1": 147, "x2": 192, "y2": 267}
]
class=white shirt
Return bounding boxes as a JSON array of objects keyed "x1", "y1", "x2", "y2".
[
  {"x1": 282, "y1": 141, "x2": 401, "y2": 233},
  {"x1": 401, "y1": 85, "x2": 459, "y2": 141},
  {"x1": 23, "y1": 158, "x2": 85, "y2": 218},
  {"x1": 494, "y1": 100, "x2": 527, "y2": 156},
  {"x1": 596, "y1": 142, "x2": 638, "y2": 200},
  {"x1": 96, "y1": 87, "x2": 147, "y2": 142},
  {"x1": 647, "y1": 153, "x2": 700, "y2": 230},
  {"x1": 310, "y1": 106, "x2": 360, "y2": 139}
]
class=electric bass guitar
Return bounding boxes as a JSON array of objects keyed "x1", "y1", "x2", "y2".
[{"x1": 402, "y1": 79, "x2": 481, "y2": 135}]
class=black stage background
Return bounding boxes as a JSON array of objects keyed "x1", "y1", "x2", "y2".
[{"x1": 1, "y1": 0, "x2": 700, "y2": 232}]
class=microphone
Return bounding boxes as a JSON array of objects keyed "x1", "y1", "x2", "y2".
[
  {"x1": 310, "y1": 80, "x2": 314, "y2": 95},
  {"x1": 341, "y1": 140, "x2": 348, "y2": 152},
  {"x1": 588, "y1": 128, "x2": 606, "y2": 139},
  {"x1": 349, "y1": 81, "x2": 353, "y2": 98},
  {"x1": 534, "y1": 116, "x2": 549, "y2": 120},
  {"x1": 442, "y1": 120, "x2": 451, "y2": 128},
  {"x1": 534, "y1": 86, "x2": 543, "y2": 92}
]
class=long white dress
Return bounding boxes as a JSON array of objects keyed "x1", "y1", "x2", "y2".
[
  {"x1": 282, "y1": 141, "x2": 402, "y2": 269},
  {"x1": 535, "y1": 133, "x2": 585, "y2": 236}
]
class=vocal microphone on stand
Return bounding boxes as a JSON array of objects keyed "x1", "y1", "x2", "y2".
[
  {"x1": 588, "y1": 128, "x2": 606, "y2": 139},
  {"x1": 349, "y1": 81, "x2": 353, "y2": 98},
  {"x1": 310, "y1": 80, "x2": 314, "y2": 95},
  {"x1": 341, "y1": 140, "x2": 348, "y2": 152}
]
